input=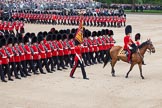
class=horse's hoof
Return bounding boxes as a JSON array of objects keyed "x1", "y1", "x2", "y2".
[
  {"x1": 112, "y1": 74, "x2": 116, "y2": 77},
  {"x1": 142, "y1": 76, "x2": 145, "y2": 79},
  {"x1": 125, "y1": 76, "x2": 128, "y2": 78}
]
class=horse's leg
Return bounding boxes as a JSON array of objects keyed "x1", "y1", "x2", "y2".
[
  {"x1": 125, "y1": 63, "x2": 135, "y2": 78},
  {"x1": 111, "y1": 59, "x2": 117, "y2": 77},
  {"x1": 138, "y1": 63, "x2": 144, "y2": 79}
]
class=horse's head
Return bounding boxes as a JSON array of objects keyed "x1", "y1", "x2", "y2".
[{"x1": 146, "y1": 39, "x2": 155, "y2": 54}]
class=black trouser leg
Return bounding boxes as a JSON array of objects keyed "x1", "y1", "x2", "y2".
[
  {"x1": 21, "y1": 61, "x2": 30, "y2": 76},
  {"x1": 3, "y1": 64, "x2": 12, "y2": 80},
  {"x1": 28, "y1": 60, "x2": 37, "y2": 74},
  {"x1": 10, "y1": 62, "x2": 18, "y2": 77},
  {"x1": 16, "y1": 62, "x2": 25, "y2": 77},
  {"x1": 42, "y1": 58, "x2": 50, "y2": 72},
  {"x1": 79, "y1": 60, "x2": 87, "y2": 79},
  {"x1": 47, "y1": 57, "x2": 54, "y2": 71},
  {"x1": 0, "y1": 64, "x2": 5, "y2": 81}
]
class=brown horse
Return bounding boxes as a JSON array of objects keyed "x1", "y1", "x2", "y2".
[{"x1": 103, "y1": 39, "x2": 155, "y2": 79}]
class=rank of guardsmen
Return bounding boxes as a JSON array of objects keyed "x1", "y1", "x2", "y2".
[
  {"x1": 0, "y1": 26, "x2": 116, "y2": 82},
  {"x1": 11, "y1": 10, "x2": 126, "y2": 27}
]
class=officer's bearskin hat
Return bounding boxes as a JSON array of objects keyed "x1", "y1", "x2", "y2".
[
  {"x1": 50, "y1": 28, "x2": 55, "y2": 33},
  {"x1": 0, "y1": 39, "x2": 2, "y2": 48},
  {"x1": 7, "y1": 37, "x2": 13, "y2": 44},
  {"x1": 135, "y1": 33, "x2": 141, "y2": 41},
  {"x1": 31, "y1": 36, "x2": 38, "y2": 44},
  {"x1": 109, "y1": 30, "x2": 114, "y2": 36},
  {"x1": 125, "y1": 25, "x2": 132, "y2": 35}
]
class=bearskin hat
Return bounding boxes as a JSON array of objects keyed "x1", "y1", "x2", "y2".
[
  {"x1": 1, "y1": 37, "x2": 6, "y2": 46},
  {"x1": 56, "y1": 34, "x2": 62, "y2": 40},
  {"x1": 18, "y1": 36, "x2": 23, "y2": 43},
  {"x1": 102, "y1": 29, "x2": 106, "y2": 35},
  {"x1": 43, "y1": 31, "x2": 48, "y2": 38},
  {"x1": 24, "y1": 35, "x2": 29, "y2": 43},
  {"x1": 105, "y1": 29, "x2": 109, "y2": 35},
  {"x1": 135, "y1": 33, "x2": 141, "y2": 41},
  {"x1": 92, "y1": 31, "x2": 97, "y2": 37},
  {"x1": 62, "y1": 34, "x2": 67, "y2": 40},
  {"x1": 109, "y1": 30, "x2": 114, "y2": 36},
  {"x1": 74, "y1": 40, "x2": 80, "y2": 46},
  {"x1": 30, "y1": 33, "x2": 36, "y2": 39},
  {"x1": 31, "y1": 36, "x2": 38, "y2": 44},
  {"x1": 97, "y1": 31, "x2": 101, "y2": 37},
  {"x1": 125, "y1": 25, "x2": 132, "y2": 35},
  {"x1": 25, "y1": 32, "x2": 31, "y2": 38},
  {"x1": 52, "y1": 34, "x2": 56, "y2": 41},
  {"x1": 46, "y1": 34, "x2": 51, "y2": 41},
  {"x1": 7, "y1": 37, "x2": 13, "y2": 44},
  {"x1": 71, "y1": 28, "x2": 76, "y2": 34},
  {"x1": 13, "y1": 37, "x2": 18, "y2": 45},
  {"x1": 38, "y1": 35, "x2": 43, "y2": 43},
  {"x1": 68, "y1": 33, "x2": 74, "y2": 40}
]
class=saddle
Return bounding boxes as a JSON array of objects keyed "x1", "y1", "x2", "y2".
[{"x1": 117, "y1": 48, "x2": 129, "y2": 57}]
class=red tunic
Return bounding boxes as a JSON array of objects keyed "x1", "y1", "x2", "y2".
[
  {"x1": 87, "y1": 38, "x2": 93, "y2": 52},
  {"x1": 51, "y1": 41, "x2": 58, "y2": 56},
  {"x1": 63, "y1": 41, "x2": 70, "y2": 55},
  {"x1": 6, "y1": 47, "x2": 14, "y2": 62},
  {"x1": 13, "y1": 46, "x2": 21, "y2": 62},
  {"x1": 74, "y1": 45, "x2": 82, "y2": 61},
  {"x1": 38, "y1": 44, "x2": 46, "y2": 59},
  {"x1": 31, "y1": 45, "x2": 40, "y2": 60},
  {"x1": 97, "y1": 38, "x2": 103, "y2": 51},
  {"x1": 18, "y1": 45, "x2": 26, "y2": 61},
  {"x1": 0, "y1": 48, "x2": 9, "y2": 64},
  {"x1": 45, "y1": 42, "x2": 52, "y2": 58},
  {"x1": 57, "y1": 41, "x2": 64, "y2": 56},
  {"x1": 135, "y1": 41, "x2": 140, "y2": 46},
  {"x1": 24, "y1": 44, "x2": 32, "y2": 60},
  {"x1": 124, "y1": 35, "x2": 133, "y2": 50},
  {"x1": 68, "y1": 40, "x2": 75, "y2": 55}
]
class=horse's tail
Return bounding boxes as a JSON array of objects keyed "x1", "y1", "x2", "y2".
[{"x1": 103, "y1": 49, "x2": 111, "y2": 68}]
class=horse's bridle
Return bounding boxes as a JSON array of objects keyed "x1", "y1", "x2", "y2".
[{"x1": 147, "y1": 40, "x2": 155, "y2": 54}]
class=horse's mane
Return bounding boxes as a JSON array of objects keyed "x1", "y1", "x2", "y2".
[{"x1": 138, "y1": 41, "x2": 148, "y2": 49}]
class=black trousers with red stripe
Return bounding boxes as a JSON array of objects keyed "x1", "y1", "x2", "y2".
[{"x1": 70, "y1": 59, "x2": 87, "y2": 79}]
